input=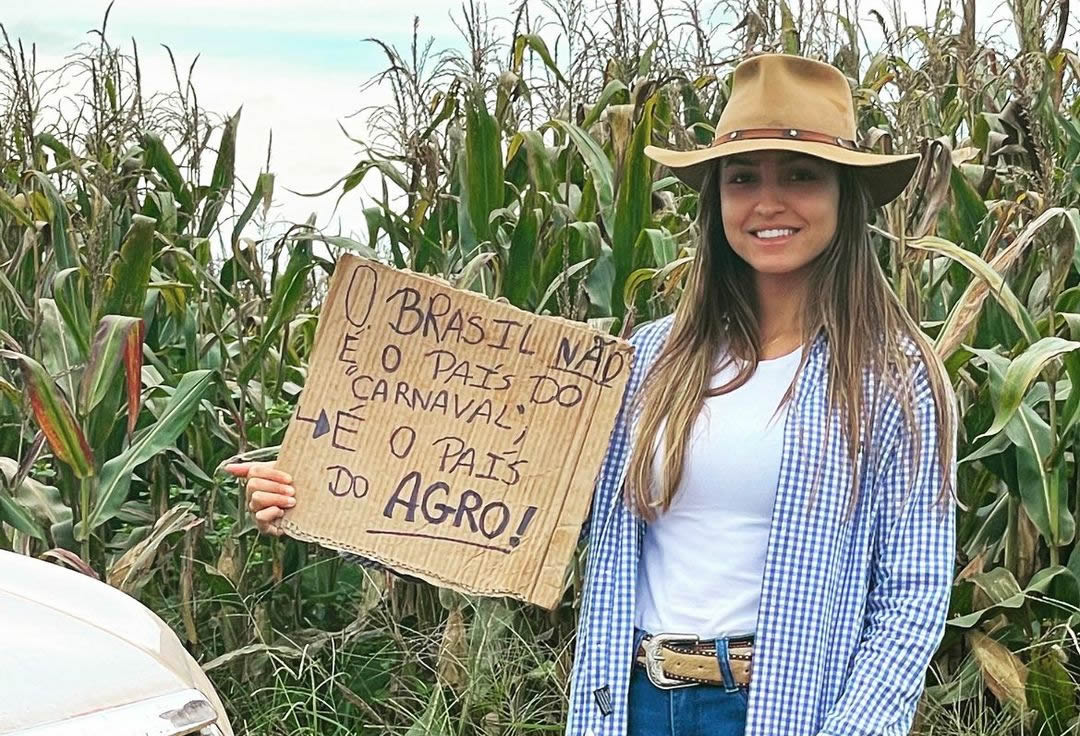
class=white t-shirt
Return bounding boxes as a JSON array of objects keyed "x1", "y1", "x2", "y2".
[{"x1": 633, "y1": 344, "x2": 803, "y2": 638}]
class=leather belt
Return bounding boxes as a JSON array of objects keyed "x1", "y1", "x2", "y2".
[{"x1": 634, "y1": 633, "x2": 753, "y2": 689}]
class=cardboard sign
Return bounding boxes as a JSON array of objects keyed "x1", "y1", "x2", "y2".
[{"x1": 277, "y1": 254, "x2": 633, "y2": 609}]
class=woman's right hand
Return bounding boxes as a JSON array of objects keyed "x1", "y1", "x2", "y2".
[{"x1": 223, "y1": 460, "x2": 295, "y2": 537}]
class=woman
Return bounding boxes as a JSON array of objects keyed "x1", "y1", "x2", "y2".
[{"x1": 227, "y1": 54, "x2": 957, "y2": 736}]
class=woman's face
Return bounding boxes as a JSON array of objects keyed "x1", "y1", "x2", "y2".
[{"x1": 718, "y1": 150, "x2": 841, "y2": 278}]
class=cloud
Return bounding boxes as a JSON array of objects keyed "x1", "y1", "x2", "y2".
[{"x1": 2, "y1": 0, "x2": 518, "y2": 48}]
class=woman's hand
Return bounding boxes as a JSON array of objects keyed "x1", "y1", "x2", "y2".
[{"x1": 223, "y1": 460, "x2": 295, "y2": 537}]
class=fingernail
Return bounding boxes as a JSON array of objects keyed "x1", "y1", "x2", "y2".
[
  {"x1": 282, "y1": 473, "x2": 293, "y2": 483},
  {"x1": 286, "y1": 498, "x2": 296, "y2": 507}
]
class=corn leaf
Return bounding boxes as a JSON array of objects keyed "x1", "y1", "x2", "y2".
[
  {"x1": 1066, "y1": 208, "x2": 1080, "y2": 275},
  {"x1": 536, "y1": 259, "x2": 594, "y2": 313},
  {"x1": 2, "y1": 350, "x2": 94, "y2": 478},
  {"x1": 968, "y1": 630, "x2": 1027, "y2": 710},
  {"x1": 419, "y1": 90, "x2": 458, "y2": 144},
  {"x1": 231, "y1": 172, "x2": 275, "y2": 253},
  {"x1": 0, "y1": 265, "x2": 29, "y2": 326},
  {"x1": 0, "y1": 377, "x2": 18, "y2": 404},
  {"x1": 52, "y1": 267, "x2": 91, "y2": 357},
  {"x1": 335, "y1": 160, "x2": 407, "y2": 198},
  {"x1": 1060, "y1": 314, "x2": 1080, "y2": 436},
  {"x1": 637, "y1": 41, "x2": 657, "y2": 77},
  {"x1": 80, "y1": 369, "x2": 213, "y2": 536},
  {"x1": 141, "y1": 132, "x2": 195, "y2": 215},
  {"x1": 0, "y1": 188, "x2": 33, "y2": 227},
  {"x1": 463, "y1": 86, "x2": 504, "y2": 244},
  {"x1": 1028, "y1": 651, "x2": 1078, "y2": 735},
  {"x1": 584, "y1": 248, "x2": 615, "y2": 313},
  {"x1": 512, "y1": 34, "x2": 568, "y2": 86},
  {"x1": 948, "y1": 566, "x2": 1070, "y2": 628},
  {"x1": 507, "y1": 130, "x2": 556, "y2": 194},
  {"x1": 547, "y1": 119, "x2": 615, "y2": 233},
  {"x1": 107, "y1": 503, "x2": 202, "y2": 594},
  {"x1": 28, "y1": 172, "x2": 77, "y2": 270},
  {"x1": 680, "y1": 80, "x2": 713, "y2": 145},
  {"x1": 970, "y1": 345, "x2": 1074, "y2": 545},
  {"x1": 37, "y1": 132, "x2": 72, "y2": 166},
  {"x1": 101, "y1": 215, "x2": 157, "y2": 319},
  {"x1": 581, "y1": 79, "x2": 630, "y2": 129},
  {"x1": 908, "y1": 235, "x2": 1040, "y2": 352},
  {"x1": 505, "y1": 204, "x2": 541, "y2": 308},
  {"x1": 38, "y1": 297, "x2": 82, "y2": 403},
  {"x1": 612, "y1": 96, "x2": 657, "y2": 318},
  {"x1": 1007, "y1": 403, "x2": 1075, "y2": 546},
  {"x1": 143, "y1": 190, "x2": 177, "y2": 235},
  {"x1": 979, "y1": 337, "x2": 1080, "y2": 439},
  {"x1": 639, "y1": 227, "x2": 678, "y2": 267},
  {"x1": 79, "y1": 315, "x2": 143, "y2": 417},
  {"x1": 197, "y1": 109, "x2": 240, "y2": 238},
  {"x1": 238, "y1": 242, "x2": 314, "y2": 382},
  {"x1": 207, "y1": 110, "x2": 240, "y2": 197},
  {"x1": 779, "y1": 0, "x2": 801, "y2": 54},
  {"x1": 0, "y1": 456, "x2": 71, "y2": 536},
  {"x1": 941, "y1": 164, "x2": 989, "y2": 249},
  {"x1": 125, "y1": 319, "x2": 146, "y2": 436},
  {"x1": 0, "y1": 491, "x2": 45, "y2": 541}
]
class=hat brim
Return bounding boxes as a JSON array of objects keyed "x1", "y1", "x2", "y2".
[{"x1": 645, "y1": 140, "x2": 921, "y2": 207}]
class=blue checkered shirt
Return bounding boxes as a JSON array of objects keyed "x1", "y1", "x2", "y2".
[{"x1": 567, "y1": 314, "x2": 956, "y2": 736}]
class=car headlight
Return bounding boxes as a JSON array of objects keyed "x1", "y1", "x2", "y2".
[{"x1": 9, "y1": 689, "x2": 219, "y2": 735}]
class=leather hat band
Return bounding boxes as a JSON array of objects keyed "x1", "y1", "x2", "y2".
[{"x1": 718, "y1": 127, "x2": 869, "y2": 152}]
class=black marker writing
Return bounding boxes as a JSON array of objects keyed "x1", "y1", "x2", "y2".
[
  {"x1": 345, "y1": 263, "x2": 378, "y2": 328},
  {"x1": 431, "y1": 435, "x2": 528, "y2": 485},
  {"x1": 551, "y1": 334, "x2": 626, "y2": 387},
  {"x1": 381, "y1": 470, "x2": 539, "y2": 548},
  {"x1": 326, "y1": 465, "x2": 369, "y2": 499},
  {"x1": 528, "y1": 375, "x2": 584, "y2": 408},
  {"x1": 331, "y1": 410, "x2": 364, "y2": 452},
  {"x1": 389, "y1": 425, "x2": 417, "y2": 459}
]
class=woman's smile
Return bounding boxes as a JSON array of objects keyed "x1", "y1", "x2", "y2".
[{"x1": 748, "y1": 226, "x2": 802, "y2": 246}]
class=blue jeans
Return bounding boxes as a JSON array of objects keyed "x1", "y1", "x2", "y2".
[{"x1": 627, "y1": 629, "x2": 749, "y2": 736}]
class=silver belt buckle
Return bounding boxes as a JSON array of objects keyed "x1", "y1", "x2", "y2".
[{"x1": 641, "y1": 633, "x2": 698, "y2": 690}]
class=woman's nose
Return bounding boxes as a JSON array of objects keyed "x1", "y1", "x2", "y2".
[{"x1": 753, "y1": 187, "x2": 786, "y2": 216}]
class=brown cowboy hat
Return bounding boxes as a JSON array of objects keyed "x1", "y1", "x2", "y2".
[{"x1": 644, "y1": 54, "x2": 920, "y2": 206}]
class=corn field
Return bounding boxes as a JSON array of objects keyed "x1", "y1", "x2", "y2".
[{"x1": 1, "y1": 1, "x2": 1080, "y2": 734}]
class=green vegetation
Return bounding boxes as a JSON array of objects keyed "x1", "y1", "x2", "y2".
[{"x1": 1, "y1": 1, "x2": 1079, "y2": 733}]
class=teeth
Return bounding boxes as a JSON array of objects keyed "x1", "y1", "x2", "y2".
[{"x1": 754, "y1": 228, "x2": 796, "y2": 239}]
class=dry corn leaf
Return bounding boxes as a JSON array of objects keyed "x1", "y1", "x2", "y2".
[
  {"x1": 969, "y1": 630, "x2": 1028, "y2": 711},
  {"x1": 437, "y1": 605, "x2": 468, "y2": 690}
]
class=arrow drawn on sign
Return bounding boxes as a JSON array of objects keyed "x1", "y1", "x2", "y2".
[{"x1": 296, "y1": 407, "x2": 331, "y2": 439}]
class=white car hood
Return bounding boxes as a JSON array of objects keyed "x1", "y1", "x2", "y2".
[{"x1": 0, "y1": 550, "x2": 232, "y2": 735}]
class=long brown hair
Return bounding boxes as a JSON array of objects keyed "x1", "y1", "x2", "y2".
[{"x1": 625, "y1": 162, "x2": 956, "y2": 521}]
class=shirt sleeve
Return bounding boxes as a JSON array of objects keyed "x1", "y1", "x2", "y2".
[
  {"x1": 817, "y1": 363, "x2": 957, "y2": 736},
  {"x1": 578, "y1": 320, "x2": 654, "y2": 544}
]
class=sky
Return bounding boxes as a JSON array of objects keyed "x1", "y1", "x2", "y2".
[{"x1": 1, "y1": 0, "x2": 1030, "y2": 240}]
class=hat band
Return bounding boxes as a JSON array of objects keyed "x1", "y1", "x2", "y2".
[{"x1": 717, "y1": 127, "x2": 869, "y2": 152}]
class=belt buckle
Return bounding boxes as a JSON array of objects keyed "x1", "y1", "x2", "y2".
[{"x1": 641, "y1": 633, "x2": 698, "y2": 690}]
